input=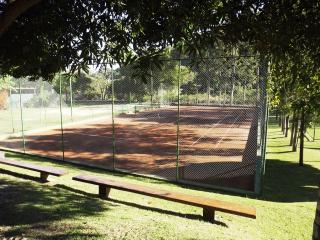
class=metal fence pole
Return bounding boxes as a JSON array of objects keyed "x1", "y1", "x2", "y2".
[
  {"x1": 59, "y1": 72, "x2": 65, "y2": 160},
  {"x1": 111, "y1": 64, "x2": 116, "y2": 170},
  {"x1": 18, "y1": 79, "x2": 26, "y2": 153},
  {"x1": 254, "y1": 57, "x2": 268, "y2": 194},
  {"x1": 69, "y1": 75, "x2": 73, "y2": 121},
  {"x1": 263, "y1": 101, "x2": 269, "y2": 174},
  {"x1": 9, "y1": 88, "x2": 14, "y2": 133},
  {"x1": 151, "y1": 66, "x2": 154, "y2": 108},
  {"x1": 176, "y1": 59, "x2": 181, "y2": 181},
  {"x1": 40, "y1": 80, "x2": 43, "y2": 125}
]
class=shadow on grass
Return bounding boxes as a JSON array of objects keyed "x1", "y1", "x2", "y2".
[
  {"x1": 0, "y1": 177, "x2": 108, "y2": 239},
  {"x1": 4, "y1": 151, "x2": 137, "y2": 179},
  {"x1": 261, "y1": 159, "x2": 319, "y2": 202},
  {"x1": 3, "y1": 150, "x2": 319, "y2": 205},
  {"x1": 56, "y1": 184, "x2": 228, "y2": 227},
  {"x1": 266, "y1": 150, "x2": 293, "y2": 154},
  {"x1": 266, "y1": 144, "x2": 290, "y2": 148},
  {"x1": 0, "y1": 168, "x2": 42, "y2": 182},
  {"x1": 305, "y1": 147, "x2": 320, "y2": 151}
]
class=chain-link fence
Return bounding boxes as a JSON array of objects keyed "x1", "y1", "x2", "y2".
[{"x1": 0, "y1": 56, "x2": 268, "y2": 194}]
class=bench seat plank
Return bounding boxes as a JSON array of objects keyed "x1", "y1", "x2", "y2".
[
  {"x1": 0, "y1": 158, "x2": 67, "y2": 176},
  {"x1": 73, "y1": 174, "x2": 256, "y2": 219}
]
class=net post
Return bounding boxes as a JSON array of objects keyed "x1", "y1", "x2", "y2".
[
  {"x1": 59, "y1": 72, "x2": 65, "y2": 161},
  {"x1": 176, "y1": 58, "x2": 181, "y2": 181},
  {"x1": 18, "y1": 79, "x2": 26, "y2": 153},
  {"x1": 111, "y1": 64, "x2": 116, "y2": 171}
]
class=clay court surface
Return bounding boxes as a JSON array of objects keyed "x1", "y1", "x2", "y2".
[{"x1": 0, "y1": 105, "x2": 258, "y2": 191}]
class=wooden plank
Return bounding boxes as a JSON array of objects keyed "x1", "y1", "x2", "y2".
[
  {"x1": 73, "y1": 174, "x2": 256, "y2": 219},
  {"x1": 0, "y1": 158, "x2": 68, "y2": 176}
]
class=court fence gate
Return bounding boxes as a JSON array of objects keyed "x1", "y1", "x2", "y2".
[{"x1": 0, "y1": 56, "x2": 268, "y2": 194}]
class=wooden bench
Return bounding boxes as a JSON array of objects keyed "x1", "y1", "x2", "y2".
[
  {"x1": 0, "y1": 158, "x2": 68, "y2": 182},
  {"x1": 73, "y1": 174, "x2": 256, "y2": 223}
]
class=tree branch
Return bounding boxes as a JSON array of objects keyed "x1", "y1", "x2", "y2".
[{"x1": 0, "y1": 0, "x2": 43, "y2": 37}]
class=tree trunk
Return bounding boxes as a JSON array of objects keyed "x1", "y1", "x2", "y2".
[
  {"x1": 299, "y1": 111, "x2": 305, "y2": 166},
  {"x1": 0, "y1": 90, "x2": 8, "y2": 110},
  {"x1": 278, "y1": 114, "x2": 282, "y2": 126},
  {"x1": 285, "y1": 115, "x2": 289, "y2": 137},
  {"x1": 230, "y1": 58, "x2": 236, "y2": 106},
  {"x1": 281, "y1": 115, "x2": 285, "y2": 133},
  {"x1": 312, "y1": 190, "x2": 320, "y2": 240},
  {"x1": 290, "y1": 114, "x2": 296, "y2": 146},
  {"x1": 243, "y1": 83, "x2": 246, "y2": 103},
  {"x1": 230, "y1": 82, "x2": 234, "y2": 105},
  {"x1": 0, "y1": 0, "x2": 42, "y2": 36},
  {"x1": 207, "y1": 78, "x2": 210, "y2": 105},
  {"x1": 292, "y1": 117, "x2": 299, "y2": 152}
]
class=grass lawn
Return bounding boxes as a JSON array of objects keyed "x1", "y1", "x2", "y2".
[
  {"x1": 0, "y1": 115, "x2": 319, "y2": 240},
  {"x1": 0, "y1": 104, "x2": 142, "y2": 136}
]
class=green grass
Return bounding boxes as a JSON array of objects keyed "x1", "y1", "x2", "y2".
[
  {"x1": 0, "y1": 103, "x2": 143, "y2": 136},
  {"x1": 0, "y1": 116, "x2": 319, "y2": 239}
]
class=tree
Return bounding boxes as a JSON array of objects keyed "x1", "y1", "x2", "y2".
[
  {"x1": 0, "y1": 75, "x2": 12, "y2": 109},
  {"x1": 269, "y1": 50, "x2": 320, "y2": 165},
  {"x1": 1, "y1": 1, "x2": 320, "y2": 238},
  {"x1": 90, "y1": 69, "x2": 112, "y2": 100},
  {"x1": 0, "y1": 0, "x2": 235, "y2": 79},
  {"x1": 0, "y1": 0, "x2": 42, "y2": 36}
]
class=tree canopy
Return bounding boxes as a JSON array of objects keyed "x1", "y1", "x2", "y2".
[
  {"x1": 0, "y1": 0, "x2": 319, "y2": 79},
  {"x1": 1, "y1": 1, "x2": 320, "y2": 238}
]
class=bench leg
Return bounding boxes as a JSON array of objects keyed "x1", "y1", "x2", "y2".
[
  {"x1": 40, "y1": 172, "x2": 49, "y2": 182},
  {"x1": 99, "y1": 185, "x2": 111, "y2": 199},
  {"x1": 203, "y1": 207, "x2": 215, "y2": 223}
]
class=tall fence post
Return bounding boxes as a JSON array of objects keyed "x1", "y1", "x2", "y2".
[
  {"x1": 59, "y1": 72, "x2": 65, "y2": 161},
  {"x1": 18, "y1": 79, "x2": 26, "y2": 153},
  {"x1": 263, "y1": 101, "x2": 269, "y2": 174},
  {"x1": 69, "y1": 75, "x2": 73, "y2": 121},
  {"x1": 150, "y1": 65, "x2": 154, "y2": 108},
  {"x1": 9, "y1": 88, "x2": 14, "y2": 133},
  {"x1": 254, "y1": 57, "x2": 268, "y2": 194},
  {"x1": 111, "y1": 64, "x2": 116, "y2": 170},
  {"x1": 176, "y1": 59, "x2": 181, "y2": 181}
]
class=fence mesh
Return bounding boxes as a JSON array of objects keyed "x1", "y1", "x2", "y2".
[{"x1": 0, "y1": 56, "x2": 267, "y2": 194}]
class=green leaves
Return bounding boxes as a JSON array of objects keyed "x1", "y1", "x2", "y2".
[
  {"x1": 0, "y1": 75, "x2": 13, "y2": 91},
  {"x1": 0, "y1": 0, "x2": 319, "y2": 91}
]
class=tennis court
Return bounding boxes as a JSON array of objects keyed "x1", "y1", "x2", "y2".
[
  {"x1": 0, "y1": 56, "x2": 267, "y2": 193},
  {"x1": 0, "y1": 105, "x2": 258, "y2": 191}
]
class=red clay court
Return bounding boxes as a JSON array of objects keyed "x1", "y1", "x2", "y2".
[{"x1": 0, "y1": 105, "x2": 259, "y2": 191}]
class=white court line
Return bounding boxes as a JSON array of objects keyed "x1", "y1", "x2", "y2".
[
  {"x1": 188, "y1": 111, "x2": 235, "y2": 147},
  {"x1": 212, "y1": 110, "x2": 245, "y2": 149},
  {"x1": 135, "y1": 109, "x2": 238, "y2": 146}
]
